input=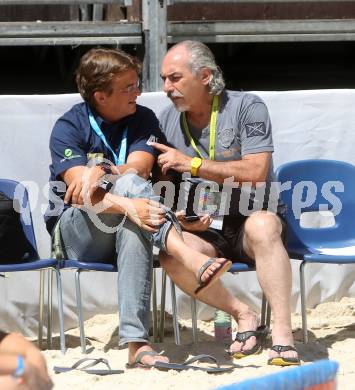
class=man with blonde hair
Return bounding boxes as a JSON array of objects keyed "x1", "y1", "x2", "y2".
[{"x1": 45, "y1": 47, "x2": 231, "y2": 368}]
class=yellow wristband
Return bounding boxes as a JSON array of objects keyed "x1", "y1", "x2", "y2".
[{"x1": 191, "y1": 157, "x2": 202, "y2": 176}]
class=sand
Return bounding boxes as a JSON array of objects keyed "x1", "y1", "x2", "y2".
[{"x1": 43, "y1": 297, "x2": 355, "y2": 389}]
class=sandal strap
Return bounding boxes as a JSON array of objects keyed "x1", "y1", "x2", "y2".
[
  {"x1": 234, "y1": 326, "x2": 268, "y2": 344},
  {"x1": 271, "y1": 345, "x2": 297, "y2": 354},
  {"x1": 234, "y1": 330, "x2": 257, "y2": 344},
  {"x1": 197, "y1": 258, "x2": 215, "y2": 283},
  {"x1": 183, "y1": 354, "x2": 219, "y2": 367},
  {"x1": 71, "y1": 357, "x2": 111, "y2": 370},
  {"x1": 134, "y1": 350, "x2": 160, "y2": 365}
]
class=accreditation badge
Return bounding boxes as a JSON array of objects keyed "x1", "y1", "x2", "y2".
[{"x1": 185, "y1": 178, "x2": 224, "y2": 230}]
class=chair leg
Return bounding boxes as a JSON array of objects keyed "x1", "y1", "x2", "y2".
[
  {"x1": 159, "y1": 270, "x2": 167, "y2": 342},
  {"x1": 266, "y1": 301, "x2": 271, "y2": 329},
  {"x1": 75, "y1": 269, "x2": 87, "y2": 354},
  {"x1": 54, "y1": 268, "x2": 66, "y2": 354},
  {"x1": 260, "y1": 293, "x2": 267, "y2": 326},
  {"x1": 152, "y1": 268, "x2": 158, "y2": 342},
  {"x1": 190, "y1": 298, "x2": 198, "y2": 345},
  {"x1": 38, "y1": 269, "x2": 45, "y2": 349},
  {"x1": 47, "y1": 268, "x2": 53, "y2": 349},
  {"x1": 170, "y1": 278, "x2": 181, "y2": 345},
  {"x1": 300, "y1": 261, "x2": 309, "y2": 343}
]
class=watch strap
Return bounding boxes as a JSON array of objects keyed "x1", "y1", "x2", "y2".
[{"x1": 191, "y1": 157, "x2": 202, "y2": 176}]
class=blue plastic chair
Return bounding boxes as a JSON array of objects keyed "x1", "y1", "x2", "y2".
[
  {"x1": 51, "y1": 219, "x2": 176, "y2": 352},
  {"x1": 276, "y1": 159, "x2": 355, "y2": 342},
  {"x1": 216, "y1": 359, "x2": 338, "y2": 390},
  {"x1": 0, "y1": 179, "x2": 66, "y2": 353}
]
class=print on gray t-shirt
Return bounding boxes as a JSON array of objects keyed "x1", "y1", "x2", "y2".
[{"x1": 158, "y1": 90, "x2": 283, "y2": 217}]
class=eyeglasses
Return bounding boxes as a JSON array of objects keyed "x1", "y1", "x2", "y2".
[{"x1": 119, "y1": 79, "x2": 140, "y2": 94}]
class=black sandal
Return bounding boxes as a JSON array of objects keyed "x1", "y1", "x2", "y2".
[
  {"x1": 268, "y1": 345, "x2": 301, "y2": 366},
  {"x1": 194, "y1": 258, "x2": 232, "y2": 295},
  {"x1": 228, "y1": 325, "x2": 269, "y2": 359},
  {"x1": 155, "y1": 354, "x2": 234, "y2": 374},
  {"x1": 126, "y1": 350, "x2": 163, "y2": 369},
  {"x1": 54, "y1": 357, "x2": 123, "y2": 375}
]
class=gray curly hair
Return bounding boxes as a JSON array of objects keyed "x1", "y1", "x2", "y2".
[{"x1": 173, "y1": 40, "x2": 225, "y2": 95}]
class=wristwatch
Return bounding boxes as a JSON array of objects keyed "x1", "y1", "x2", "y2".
[
  {"x1": 97, "y1": 162, "x2": 112, "y2": 175},
  {"x1": 190, "y1": 157, "x2": 202, "y2": 176}
]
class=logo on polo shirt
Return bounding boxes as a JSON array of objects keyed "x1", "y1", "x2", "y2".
[
  {"x1": 64, "y1": 148, "x2": 73, "y2": 158},
  {"x1": 60, "y1": 148, "x2": 82, "y2": 163},
  {"x1": 245, "y1": 122, "x2": 267, "y2": 138},
  {"x1": 219, "y1": 128, "x2": 235, "y2": 148}
]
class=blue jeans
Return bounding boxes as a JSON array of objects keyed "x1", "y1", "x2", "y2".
[{"x1": 58, "y1": 173, "x2": 175, "y2": 346}]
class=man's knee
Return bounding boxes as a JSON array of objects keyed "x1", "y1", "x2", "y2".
[{"x1": 244, "y1": 211, "x2": 283, "y2": 247}]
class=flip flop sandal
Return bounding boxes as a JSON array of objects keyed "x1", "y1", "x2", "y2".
[
  {"x1": 228, "y1": 325, "x2": 269, "y2": 359},
  {"x1": 154, "y1": 354, "x2": 234, "y2": 374},
  {"x1": 126, "y1": 350, "x2": 165, "y2": 369},
  {"x1": 267, "y1": 345, "x2": 301, "y2": 367},
  {"x1": 194, "y1": 258, "x2": 232, "y2": 295},
  {"x1": 53, "y1": 357, "x2": 123, "y2": 375}
]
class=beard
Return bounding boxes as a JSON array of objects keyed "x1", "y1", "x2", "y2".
[{"x1": 167, "y1": 90, "x2": 188, "y2": 112}]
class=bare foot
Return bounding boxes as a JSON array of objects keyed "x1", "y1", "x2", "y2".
[
  {"x1": 229, "y1": 310, "x2": 259, "y2": 354},
  {"x1": 128, "y1": 342, "x2": 169, "y2": 367}
]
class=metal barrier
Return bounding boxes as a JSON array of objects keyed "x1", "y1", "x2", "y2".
[
  {"x1": 2, "y1": 1, "x2": 355, "y2": 90},
  {"x1": 0, "y1": 0, "x2": 140, "y2": 46}
]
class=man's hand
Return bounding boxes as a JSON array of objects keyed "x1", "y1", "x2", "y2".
[
  {"x1": 151, "y1": 142, "x2": 192, "y2": 175},
  {"x1": 123, "y1": 198, "x2": 167, "y2": 233},
  {"x1": 64, "y1": 165, "x2": 106, "y2": 205},
  {"x1": 175, "y1": 210, "x2": 212, "y2": 232}
]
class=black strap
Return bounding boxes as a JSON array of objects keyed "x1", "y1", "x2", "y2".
[
  {"x1": 197, "y1": 258, "x2": 215, "y2": 283},
  {"x1": 134, "y1": 350, "x2": 160, "y2": 364},
  {"x1": 183, "y1": 354, "x2": 219, "y2": 367},
  {"x1": 271, "y1": 345, "x2": 297, "y2": 354}
]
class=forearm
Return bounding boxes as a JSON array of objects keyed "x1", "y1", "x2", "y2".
[
  {"x1": 88, "y1": 189, "x2": 134, "y2": 216},
  {"x1": 197, "y1": 158, "x2": 268, "y2": 185}
]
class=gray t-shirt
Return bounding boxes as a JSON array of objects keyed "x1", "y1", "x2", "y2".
[{"x1": 159, "y1": 90, "x2": 282, "y2": 217}]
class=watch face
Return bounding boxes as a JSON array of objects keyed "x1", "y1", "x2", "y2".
[{"x1": 99, "y1": 179, "x2": 113, "y2": 192}]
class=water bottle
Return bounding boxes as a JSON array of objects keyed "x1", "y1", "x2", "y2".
[{"x1": 214, "y1": 309, "x2": 232, "y2": 343}]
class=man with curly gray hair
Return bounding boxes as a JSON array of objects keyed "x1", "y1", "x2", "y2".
[{"x1": 151, "y1": 40, "x2": 300, "y2": 366}]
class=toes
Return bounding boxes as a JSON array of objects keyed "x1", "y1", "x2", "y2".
[
  {"x1": 229, "y1": 336, "x2": 257, "y2": 354},
  {"x1": 229, "y1": 341, "x2": 243, "y2": 353},
  {"x1": 242, "y1": 336, "x2": 257, "y2": 352}
]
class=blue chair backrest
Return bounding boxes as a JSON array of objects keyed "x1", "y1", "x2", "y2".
[
  {"x1": 0, "y1": 179, "x2": 39, "y2": 260},
  {"x1": 276, "y1": 159, "x2": 355, "y2": 253},
  {"x1": 216, "y1": 359, "x2": 338, "y2": 390}
]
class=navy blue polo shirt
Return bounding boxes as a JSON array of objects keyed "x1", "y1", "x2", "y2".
[{"x1": 45, "y1": 101, "x2": 162, "y2": 233}]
